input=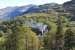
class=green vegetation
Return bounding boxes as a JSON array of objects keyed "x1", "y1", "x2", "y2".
[{"x1": 0, "y1": 13, "x2": 75, "y2": 50}]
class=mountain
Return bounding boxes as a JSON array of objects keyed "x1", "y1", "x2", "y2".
[
  {"x1": 39, "y1": 3, "x2": 61, "y2": 9},
  {"x1": 63, "y1": 0, "x2": 75, "y2": 20},
  {"x1": 0, "y1": 3, "x2": 62, "y2": 20},
  {"x1": 38, "y1": 3, "x2": 63, "y2": 13},
  {"x1": 63, "y1": 0, "x2": 75, "y2": 12},
  {"x1": 0, "y1": 5, "x2": 39, "y2": 20}
]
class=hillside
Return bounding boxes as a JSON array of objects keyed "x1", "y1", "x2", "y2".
[
  {"x1": 0, "y1": 3, "x2": 69, "y2": 20},
  {"x1": 0, "y1": 1, "x2": 75, "y2": 50},
  {"x1": 63, "y1": 0, "x2": 75, "y2": 20}
]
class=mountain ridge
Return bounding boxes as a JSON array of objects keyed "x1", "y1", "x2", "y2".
[
  {"x1": 0, "y1": 2, "x2": 72, "y2": 20},
  {"x1": 0, "y1": 4, "x2": 40, "y2": 20}
]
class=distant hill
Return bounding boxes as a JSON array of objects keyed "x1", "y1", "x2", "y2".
[
  {"x1": 0, "y1": 5, "x2": 39, "y2": 20},
  {"x1": 0, "y1": 3, "x2": 63, "y2": 20},
  {"x1": 63, "y1": 0, "x2": 75, "y2": 20},
  {"x1": 0, "y1": 2, "x2": 71, "y2": 20}
]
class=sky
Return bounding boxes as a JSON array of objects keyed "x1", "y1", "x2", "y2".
[{"x1": 0, "y1": 0, "x2": 71, "y2": 9}]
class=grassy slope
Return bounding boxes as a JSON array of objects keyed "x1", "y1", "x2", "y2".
[{"x1": 23, "y1": 13, "x2": 56, "y2": 17}]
